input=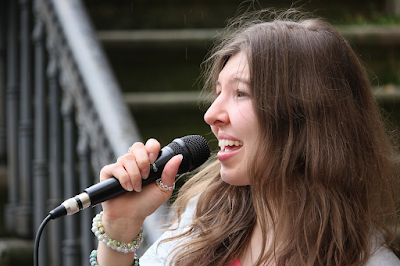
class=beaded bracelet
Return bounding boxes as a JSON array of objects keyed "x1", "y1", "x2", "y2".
[
  {"x1": 92, "y1": 211, "x2": 144, "y2": 253},
  {"x1": 90, "y1": 250, "x2": 140, "y2": 266}
]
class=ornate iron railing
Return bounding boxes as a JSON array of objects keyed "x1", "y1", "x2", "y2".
[{"x1": 2, "y1": 0, "x2": 143, "y2": 265}]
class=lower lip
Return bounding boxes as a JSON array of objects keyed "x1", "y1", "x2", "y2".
[{"x1": 217, "y1": 147, "x2": 242, "y2": 162}]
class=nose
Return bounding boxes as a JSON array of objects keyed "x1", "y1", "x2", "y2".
[{"x1": 204, "y1": 94, "x2": 229, "y2": 126}]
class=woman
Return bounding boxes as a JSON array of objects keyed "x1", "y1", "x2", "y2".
[{"x1": 92, "y1": 10, "x2": 400, "y2": 266}]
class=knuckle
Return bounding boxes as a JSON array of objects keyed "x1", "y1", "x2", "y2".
[
  {"x1": 117, "y1": 154, "x2": 135, "y2": 165},
  {"x1": 100, "y1": 164, "x2": 109, "y2": 174},
  {"x1": 132, "y1": 142, "x2": 145, "y2": 149},
  {"x1": 116, "y1": 154, "x2": 127, "y2": 163},
  {"x1": 114, "y1": 168, "x2": 131, "y2": 182},
  {"x1": 99, "y1": 164, "x2": 114, "y2": 181}
]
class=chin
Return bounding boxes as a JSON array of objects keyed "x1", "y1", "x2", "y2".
[{"x1": 220, "y1": 171, "x2": 250, "y2": 186}]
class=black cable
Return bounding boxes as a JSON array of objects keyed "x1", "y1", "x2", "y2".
[
  {"x1": 34, "y1": 214, "x2": 52, "y2": 266},
  {"x1": 33, "y1": 205, "x2": 68, "y2": 266}
]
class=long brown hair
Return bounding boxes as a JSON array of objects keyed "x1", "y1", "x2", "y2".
[{"x1": 163, "y1": 10, "x2": 399, "y2": 266}]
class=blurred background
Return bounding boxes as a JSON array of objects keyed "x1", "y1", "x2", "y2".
[
  {"x1": 84, "y1": 0, "x2": 400, "y2": 146},
  {"x1": 0, "y1": 0, "x2": 399, "y2": 265}
]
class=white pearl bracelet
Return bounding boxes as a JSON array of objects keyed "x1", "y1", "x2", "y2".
[{"x1": 91, "y1": 211, "x2": 144, "y2": 253}]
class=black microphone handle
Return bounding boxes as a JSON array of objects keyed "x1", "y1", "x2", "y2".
[
  {"x1": 48, "y1": 135, "x2": 210, "y2": 219},
  {"x1": 85, "y1": 146, "x2": 177, "y2": 206},
  {"x1": 49, "y1": 145, "x2": 183, "y2": 219}
]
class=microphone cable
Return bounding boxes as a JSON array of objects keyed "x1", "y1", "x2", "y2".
[
  {"x1": 34, "y1": 214, "x2": 51, "y2": 266},
  {"x1": 34, "y1": 205, "x2": 66, "y2": 266}
]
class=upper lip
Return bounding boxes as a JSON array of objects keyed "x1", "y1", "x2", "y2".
[{"x1": 217, "y1": 133, "x2": 240, "y2": 142}]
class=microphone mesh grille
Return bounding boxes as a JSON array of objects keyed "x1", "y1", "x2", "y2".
[
  {"x1": 167, "y1": 141, "x2": 186, "y2": 172},
  {"x1": 181, "y1": 135, "x2": 210, "y2": 172},
  {"x1": 167, "y1": 135, "x2": 210, "y2": 173}
]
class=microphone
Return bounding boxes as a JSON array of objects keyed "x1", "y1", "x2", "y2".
[{"x1": 49, "y1": 135, "x2": 210, "y2": 219}]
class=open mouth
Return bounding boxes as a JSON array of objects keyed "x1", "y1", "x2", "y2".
[{"x1": 218, "y1": 139, "x2": 243, "y2": 152}]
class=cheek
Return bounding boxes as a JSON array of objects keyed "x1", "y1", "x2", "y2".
[{"x1": 235, "y1": 109, "x2": 257, "y2": 132}]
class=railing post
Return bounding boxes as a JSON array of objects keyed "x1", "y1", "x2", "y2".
[
  {"x1": 61, "y1": 94, "x2": 80, "y2": 266},
  {"x1": 386, "y1": 0, "x2": 400, "y2": 15},
  {"x1": 33, "y1": 0, "x2": 48, "y2": 264},
  {"x1": 46, "y1": 36, "x2": 63, "y2": 266},
  {"x1": 17, "y1": 0, "x2": 33, "y2": 238},
  {"x1": 0, "y1": 0, "x2": 6, "y2": 163},
  {"x1": 78, "y1": 132, "x2": 95, "y2": 265},
  {"x1": 5, "y1": 0, "x2": 20, "y2": 235}
]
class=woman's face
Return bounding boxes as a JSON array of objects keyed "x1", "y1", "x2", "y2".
[{"x1": 204, "y1": 51, "x2": 259, "y2": 186}]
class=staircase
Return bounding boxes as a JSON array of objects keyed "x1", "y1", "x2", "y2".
[{"x1": 82, "y1": 0, "x2": 400, "y2": 148}]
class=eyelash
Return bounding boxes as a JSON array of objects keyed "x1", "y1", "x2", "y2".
[
  {"x1": 213, "y1": 89, "x2": 250, "y2": 99},
  {"x1": 236, "y1": 89, "x2": 249, "y2": 97}
]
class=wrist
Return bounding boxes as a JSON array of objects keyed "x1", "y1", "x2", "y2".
[
  {"x1": 92, "y1": 211, "x2": 144, "y2": 265},
  {"x1": 100, "y1": 212, "x2": 145, "y2": 243},
  {"x1": 91, "y1": 249, "x2": 140, "y2": 266}
]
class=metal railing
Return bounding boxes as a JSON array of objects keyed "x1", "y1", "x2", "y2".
[{"x1": 1, "y1": 0, "x2": 142, "y2": 265}]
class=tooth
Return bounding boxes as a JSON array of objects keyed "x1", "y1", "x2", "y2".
[
  {"x1": 235, "y1": 141, "x2": 239, "y2": 146},
  {"x1": 228, "y1": 140, "x2": 234, "y2": 146},
  {"x1": 219, "y1": 139, "x2": 226, "y2": 148}
]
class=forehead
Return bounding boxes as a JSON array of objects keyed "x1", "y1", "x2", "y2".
[{"x1": 217, "y1": 51, "x2": 250, "y2": 84}]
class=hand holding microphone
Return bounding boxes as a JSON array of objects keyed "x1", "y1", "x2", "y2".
[
  {"x1": 49, "y1": 135, "x2": 210, "y2": 220},
  {"x1": 98, "y1": 137, "x2": 184, "y2": 224},
  {"x1": 38, "y1": 135, "x2": 209, "y2": 266}
]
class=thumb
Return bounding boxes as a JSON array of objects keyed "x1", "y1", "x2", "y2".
[{"x1": 158, "y1": 154, "x2": 183, "y2": 190}]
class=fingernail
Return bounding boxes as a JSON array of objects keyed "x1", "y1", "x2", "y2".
[
  {"x1": 126, "y1": 182, "x2": 133, "y2": 192},
  {"x1": 174, "y1": 154, "x2": 183, "y2": 162},
  {"x1": 149, "y1": 153, "x2": 157, "y2": 163},
  {"x1": 141, "y1": 168, "x2": 149, "y2": 179},
  {"x1": 134, "y1": 182, "x2": 142, "y2": 192}
]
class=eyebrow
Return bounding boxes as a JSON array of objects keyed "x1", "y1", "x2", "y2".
[
  {"x1": 216, "y1": 76, "x2": 251, "y2": 87},
  {"x1": 233, "y1": 76, "x2": 251, "y2": 85}
]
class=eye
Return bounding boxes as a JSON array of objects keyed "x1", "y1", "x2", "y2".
[{"x1": 236, "y1": 89, "x2": 250, "y2": 98}]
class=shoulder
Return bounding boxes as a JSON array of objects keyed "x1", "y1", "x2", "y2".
[{"x1": 364, "y1": 245, "x2": 400, "y2": 266}]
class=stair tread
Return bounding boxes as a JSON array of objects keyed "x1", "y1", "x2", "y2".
[
  {"x1": 123, "y1": 85, "x2": 400, "y2": 107},
  {"x1": 98, "y1": 26, "x2": 400, "y2": 45}
]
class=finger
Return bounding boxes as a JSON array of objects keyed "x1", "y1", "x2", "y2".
[
  {"x1": 130, "y1": 142, "x2": 151, "y2": 179},
  {"x1": 112, "y1": 164, "x2": 139, "y2": 191},
  {"x1": 103, "y1": 154, "x2": 143, "y2": 192},
  {"x1": 145, "y1": 138, "x2": 161, "y2": 164},
  {"x1": 116, "y1": 155, "x2": 142, "y2": 192},
  {"x1": 99, "y1": 164, "x2": 115, "y2": 182},
  {"x1": 159, "y1": 154, "x2": 183, "y2": 190}
]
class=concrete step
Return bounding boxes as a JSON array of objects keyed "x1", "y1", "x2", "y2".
[
  {"x1": 97, "y1": 27, "x2": 400, "y2": 95},
  {"x1": 0, "y1": 238, "x2": 33, "y2": 266},
  {"x1": 83, "y1": 0, "x2": 396, "y2": 30},
  {"x1": 0, "y1": 166, "x2": 7, "y2": 238},
  {"x1": 124, "y1": 91, "x2": 201, "y2": 110},
  {"x1": 123, "y1": 85, "x2": 400, "y2": 109},
  {"x1": 97, "y1": 26, "x2": 400, "y2": 47}
]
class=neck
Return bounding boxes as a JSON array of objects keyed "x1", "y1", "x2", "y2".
[
  {"x1": 239, "y1": 222, "x2": 263, "y2": 265},
  {"x1": 239, "y1": 220, "x2": 277, "y2": 266}
]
